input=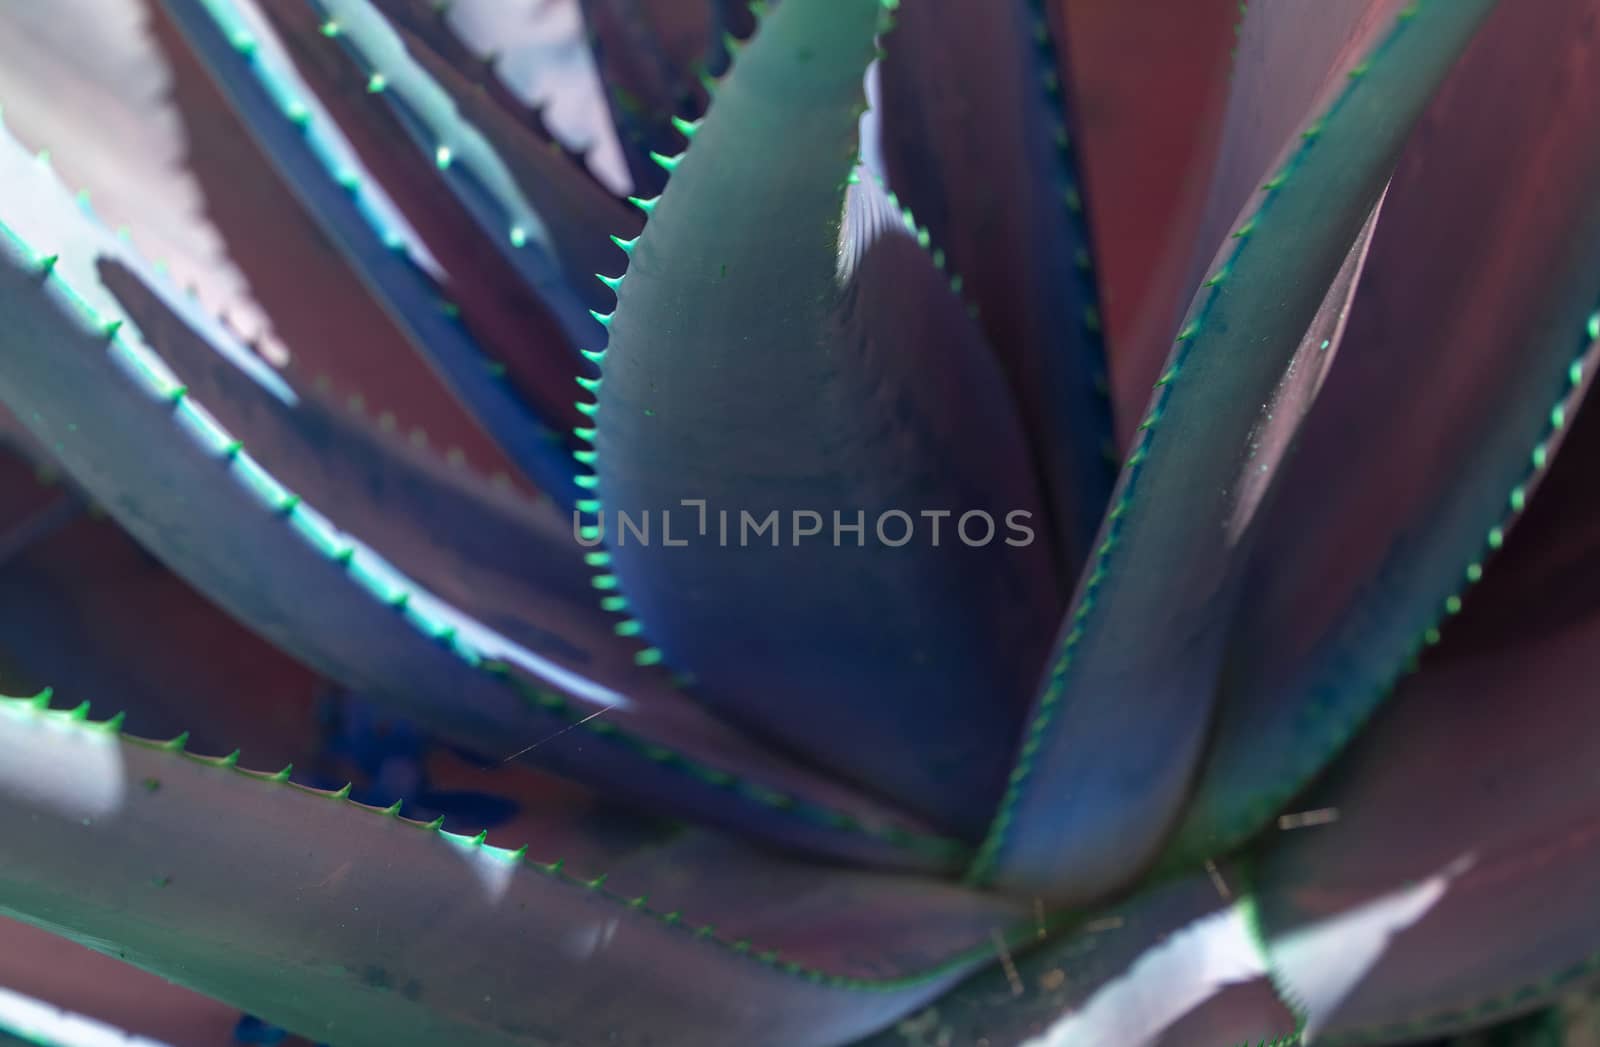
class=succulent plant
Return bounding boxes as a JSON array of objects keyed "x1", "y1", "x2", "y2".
[{"x1": 0, "y1": 0, "x2": 1598, "y2": 1044}]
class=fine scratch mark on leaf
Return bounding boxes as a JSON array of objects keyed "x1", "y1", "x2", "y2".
[
  {"x1": 1277, "y1": 808, "x2": 1340, "y2": 831},
  {"x1": 1205, "y1": 859, "x2": 1233, "y2": 900},
  {"x1": 499, "y1": 704, "x2": 613, "y2": 763},
  {"x1": 991, "y1": 928, "x2": 1024, "y2": 998}
]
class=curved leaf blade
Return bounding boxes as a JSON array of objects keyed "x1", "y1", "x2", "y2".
[
  {"x1": 442, "y1": 0, "x2": 632, "y2": 193},
  {"x1": 156, "y1": 0, "x2": 582, "y2": 502},
  {"x1": 0, "y1": 695, "x2": 1020, "y2": 1047},
  {"x1": 854, "y1": 871, "x2": 1296, "y2": 1047},
  {"x1": 303, "y1": 0, "x2": 633, "y2": 345},
  {"x1": 1250, "y1": 607, "x2": 1600, "y2": 1043},
  {"x1": 972, "y1": 0, "x2": 1498, "y2": 901},
  {"x1": 99, "y1": 257, "x2": 679, "y2": 717},
  {"x1": 592, "y1": 0, "x2": 1061, "y2": 836},
  {"x1": 577, "y1": 0, "x2": 717, "y2": 197},
  {"x1": 127, "y1": 1, "x2": 530, "y2": 491},
  {"x1": 0, "y1": 456, "x2": 324, "y2": 768},
  {"x1": 254, "y1": 0, "x2": 633, "y2": 438},
  {"x1": 876, "y1": 0, "x2": 1116, "y2": 576},
  {"x1": 1048, "y1": 0, "x2": 1240, "y2": 448},
  {"x1": 1167, "y1": 0, "x2": 1600, "y2": 867},
  {"x1": 0, "y1": 917, "x2": 246, "y2": 1047},
  {"x1": 0, "y1": 129, "x2": 964, "y2": 871}
]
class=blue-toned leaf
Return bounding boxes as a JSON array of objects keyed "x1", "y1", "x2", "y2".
[
  {"x1": 876, "y1": 0, "x2": 1115, "y2": 576},
  {"x1": 1166, "y1": 0, "x2": 1600, "y2": 868},
  {"x1": 592, "y1": 0, "x2": 1061, "y2": 836},
  {"x1": 971, "y1": 0, "x2": 1497, "y2": 901},
  {"x1": 155, "y1": 0, "x2": 581, "y2": 502},
  {"x1": 0, "y1": 125, "x2": 964, "y2": 871},
  {"x1": 0, "y1": 694, "x2": 1022, "y2": 1047}
]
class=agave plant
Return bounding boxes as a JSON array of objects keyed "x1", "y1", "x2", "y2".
[{"x1": 0, "y1": 0, "x2": 1597, "y2": 1044}]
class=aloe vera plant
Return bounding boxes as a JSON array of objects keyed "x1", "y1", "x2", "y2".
[{"x1": 0, "y1": 0, "x2": 1598, "y2": 1044}]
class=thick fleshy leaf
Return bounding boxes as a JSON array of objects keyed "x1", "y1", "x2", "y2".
[
  {"x1": 876, "y1": 0, "x2": 1115, "y2": 576},
  {"x1": 0, "y1": 0, "x2": 290, "y2": 367},
  {"x1": 250, "y1": 0, "x2": 632, "y2": 441},
  {"x1": 99, "y1": 223, "x2": 667, "y2": 704},
  {"x1": 129, "y1": 0, "x2": 538, "y2": 492},
  {"x1": 1166, "y1": 0, "x2": 1600, "y2": 868},
  {"x1": 107, "y1": 256, "x2": 897, "y2": 824},
  {"x1": 0, "y1": 130, "x2": 963, "y2": 871},
  {"x1": 365, "y1": 0, "x2": 624, "y2": 199},
  {"x1": 970, "y1": 0, "x2": 1493, "y2": 901},
  {"x1": 854, "y1": 870, "x2": 1296, "y2": 1047},
  {"x1": 591, "y1": 0, "x2": 1060, "y2": 836},
  {"x1": 155, "y1": 0, "x2": 581, "y2": 502},
  {"x1": 286, "y1": 0, "x2": 637, "y2": 348},
  {"x1": 1187, "y1": 1, "x2": 1423, "y2": 294},
  {"x1": 444, "y1": 0, "x2": 633, "y2": 193},
  {"x1": 0, "y1": 917, "x2": 258, "y2": 1047},
  {"x1": 0, "y1": 444, "x2": 76, "y2": 557},
  {"x1": 1242, "y1": 306, "x2": 1600, "y2": 1043},
  {"x1": 0, "y1": 479, "x2": 324, "y2": 765},
  {"x1": 1249, "y1": 602, "x2": 1600, "y2": 1043},
  {"x1": 1107, "y1": 1, "x2": 1446, "y2": 452},
  {"x1": 0, "y1": 429, "x2": 325, "y2": 783},
  {"x1": 577, "y1": 0, "x2": 718, "y2": 197},
  {"x1": 0, "y1": 695, "x2": 1024, "y2": 1047},
  {"x1": 1441, "y1": 367, "x2": 1600, "y2": 662},
  {"x1": 1048, "y1": 0, "x2": 1240, "y2": 446}
]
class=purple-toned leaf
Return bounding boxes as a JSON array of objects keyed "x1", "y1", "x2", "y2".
[
  {"x1": 1249, "y1": 602, "x2": 1600, "y2": 1043},
  {"x1": 1166, "y1": 0, "x2": 1600, "y2": 869},
  {"x1": 0, "y1": 695, "x2": 1023, "y2": 1047},
  {"x1": 854, "y1": 870, "x2": 1295, "y2": 1047},
  {"x1": 1187, "y1": 0, "x2": 1419, "y2": 294},
  {"x1": 876, "y1": 0, "x2": 1116, "y2": 576},
  {"x1": 0, "y1": 0, "x2": 295, "y2": 378},
  {"x1": 591, "y1": 0, "x2": 1061, "y2": 836},
  {"x1": 441, "y1": 0, "x2": 632, "y2": 193},
  {"x1": 970, "y1": 0, "x2": 1492, "y2": 902},
  {"x1": 0, "y1": 130, "x2": 963, "y2": 871},
  {"x1": 1046, "y1": 0, "x2": 1239, "y2": 448},
  {"x1": 1110, "y1": 1, "x2": 1432, "y2": 450},
  {"x1": 0, "y1": 457, "x2": 325, "y2": 767},
  {"x1": 0, "y1": 917, "x2": 267, "y2": 1047},
  {"x1": 577, "y1": 0, "x2": 718, "y2": 196}
]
